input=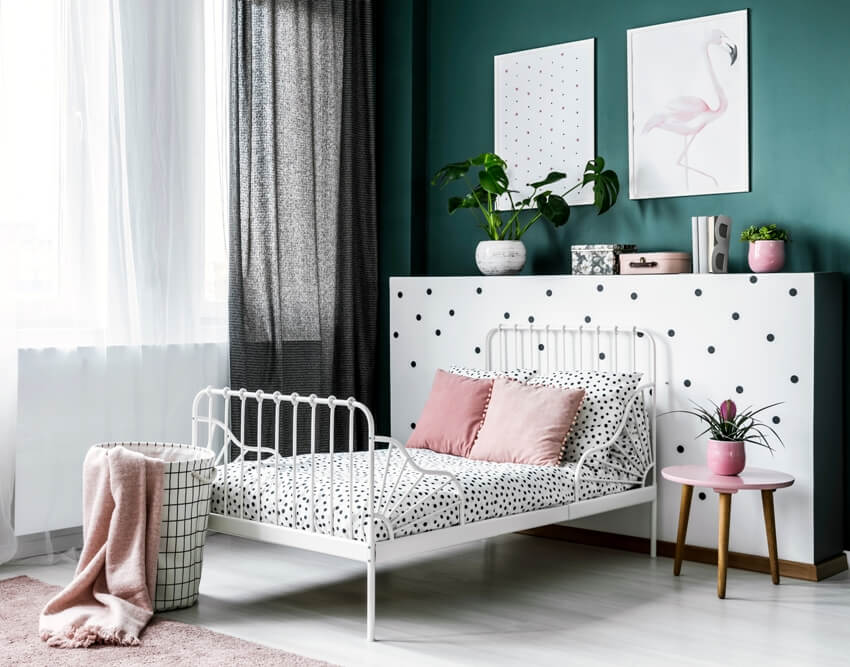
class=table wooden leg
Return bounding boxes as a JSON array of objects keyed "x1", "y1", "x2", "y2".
[
  {"x1": 761, "y1": 489, "x2": 780, "y2": 585},
  {"x1": 717, "y1": 492, "x2": 732, "y2": 599},
  {"x1": 674, "y1": 484, "x2": 693, "y2": 576}
]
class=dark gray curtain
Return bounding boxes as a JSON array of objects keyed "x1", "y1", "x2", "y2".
[{"x1": 229, "y1": 0, "x2": 376, "y2": 453}]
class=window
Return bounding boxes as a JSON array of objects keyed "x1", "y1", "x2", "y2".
[{"x1": 0, "y1": 0, "x2": 229, "y2": 348}]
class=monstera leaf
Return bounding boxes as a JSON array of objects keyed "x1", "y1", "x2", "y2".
[
  {"x1": 582, "y1": 157, "x2": 620, "y2": 215},
  {"x1": 448, "y1": 186, "x2": 488, "y2": 214},
  {"x1": 534, "y1": 191, "x2": 570, "y2": 227},
  {"x1": 528, "y1": 171, "x2": 566, "y2": 189},
  {"x1": 432, "y1": 152, "x2": 507, "y2": 190}
]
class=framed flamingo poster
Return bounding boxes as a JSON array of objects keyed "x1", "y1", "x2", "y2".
[{"x1": 627, "y1": 10, "x2": 749, "y2": 199}]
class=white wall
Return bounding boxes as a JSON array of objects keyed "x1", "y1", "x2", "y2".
[{"x1": 15, "y1": 343, "x2": 228, "y2": 535}]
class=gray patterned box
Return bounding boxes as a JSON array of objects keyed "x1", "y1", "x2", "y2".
[{"x1": 571, "y1": 244, "x2": 637, "y2": 275}]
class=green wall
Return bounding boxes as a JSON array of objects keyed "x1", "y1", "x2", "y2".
[{"x1": 377, "y1": 0, "x2": 849, "y2": 544}]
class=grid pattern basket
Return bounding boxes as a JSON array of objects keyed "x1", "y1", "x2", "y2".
[{"x1": 93, "y1": 442, "x2": 216, "y2": 612}]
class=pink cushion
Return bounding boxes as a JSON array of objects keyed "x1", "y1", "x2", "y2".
[
  {"x1": 468, "y1": 377, "x2": 585, "y2": 466},
  {"x1": 406, "y1": 369, "x2": 493, "y2": 457}
]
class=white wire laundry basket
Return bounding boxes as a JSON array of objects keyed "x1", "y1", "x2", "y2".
[{"x1": 93, "y1": 441, "x2": 216, "y2": 612}]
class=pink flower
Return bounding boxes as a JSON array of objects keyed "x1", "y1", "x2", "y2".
[{"x1": 719, "y1": 399, "x2": 737, "y2": 422}]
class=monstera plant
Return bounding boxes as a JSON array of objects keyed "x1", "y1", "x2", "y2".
[
  {"x1": 431, "y1": 153, "x2": 620, "y2": 275},
  {"x1": 431, "y1": 152, "x2": 619, "y2": 241}
]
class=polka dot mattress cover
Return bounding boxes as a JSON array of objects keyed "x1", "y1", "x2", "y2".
[{"x1": 210, "y1": 448, "x2": 636, "y2": 543}]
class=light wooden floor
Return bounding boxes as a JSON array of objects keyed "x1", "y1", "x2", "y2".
[{"x1": 4, "y1": 532, "x2": 849, "y2": 666}]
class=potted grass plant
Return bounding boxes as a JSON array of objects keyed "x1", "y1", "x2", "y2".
[
  {"x1": 740, "y1": 224, "x2": 790, "y2": 273},
  {"x1": 431, "y1": 153, "x2": 619, "y2": 275},
  {"x1": 670, "y1": 399, "x2": 784, "y2": 475}
]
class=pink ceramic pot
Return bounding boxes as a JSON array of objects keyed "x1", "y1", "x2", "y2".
[
  {"x1": 707, "y1": 439, "x2": 746, "y2": 476},
  {"x1": 748, "y1": 240, "x2": 786, "y2": 273}
]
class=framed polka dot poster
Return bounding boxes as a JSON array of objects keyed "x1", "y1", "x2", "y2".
[{"x1": 494, "y1": 38, "x2": 595, "y2": 208}]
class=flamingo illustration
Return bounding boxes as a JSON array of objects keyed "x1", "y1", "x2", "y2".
[{"x1": 642, "y1": 29, "x2": 738, "y2": 190}]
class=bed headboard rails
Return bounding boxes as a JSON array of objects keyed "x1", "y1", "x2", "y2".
[
  {"x1": 485, "y1": 323, "x2": 658, "y2": 492},
  {"x1": 484, "y1": 324, "x2": 656, "y2": 384}
]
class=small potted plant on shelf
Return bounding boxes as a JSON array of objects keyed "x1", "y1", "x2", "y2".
[
  {"x1": 431, "y1": 153, "x2": 619, "y2": 275},
  {"x1": 670, "y1": 399, "x2": 783, "y2": 475},
  {"x1": 740, "y1": 224, "x2": 790, "y2": 273}
]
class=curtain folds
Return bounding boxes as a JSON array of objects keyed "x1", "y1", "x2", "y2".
[
  {"x1": 0, "y1": 0, "x2": 230, "y2": 563},
  {"x1": 229, "y1": 0, "x2": 376, "y2": 451}
]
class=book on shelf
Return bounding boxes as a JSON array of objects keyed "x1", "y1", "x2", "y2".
[{"x1": 691, "y1": 215, "x2": 731, "y2": 274}]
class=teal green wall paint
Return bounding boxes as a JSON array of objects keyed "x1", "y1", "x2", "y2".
[
  {"x1": 425, "y1": 0, "x2": 850, "y2": 276},
  {"x1": 376, "y1": 0, "x2": 427, "y2": 434},
  {"x1": 377, "y1": 0, "x2": 849, "y2": 545}
]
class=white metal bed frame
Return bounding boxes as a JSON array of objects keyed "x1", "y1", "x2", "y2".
[{"x1": 192, "y1": 324, "x2": 657, "y2": 641}]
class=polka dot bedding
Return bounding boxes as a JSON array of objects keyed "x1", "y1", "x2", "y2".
[
  {"x1": 528, "y1": 371, "x2": 649, "y2": 470},
  {"x1": 447, "y1": 365, "x2": 538, "y2": 382},
  {"x1": 210, "y1": 448, "x2": 633, "y2": 543}
]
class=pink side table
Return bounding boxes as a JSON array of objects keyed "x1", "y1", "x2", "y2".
[{"x1": 661, "y1": 465, "x2": 795, "y2": 599}]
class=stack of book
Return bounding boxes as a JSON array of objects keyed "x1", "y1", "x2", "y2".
[{"x1": 691, "y1": 215, "x2": 732, "y2": 274}]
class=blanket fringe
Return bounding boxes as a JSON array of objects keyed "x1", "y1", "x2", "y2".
[{"x1": 40, "y1": 624, "x2": 141, "y2": 649}]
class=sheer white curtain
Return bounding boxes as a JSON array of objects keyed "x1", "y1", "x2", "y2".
[{"x1": 0, "y1": 0, "x2": 229, "y2": 561}]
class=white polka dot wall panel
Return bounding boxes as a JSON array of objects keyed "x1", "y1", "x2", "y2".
[
  {"x1": 390, "y1": 274, "x2": 843, "y2": 565},
  {"x1": 494, "y1": 39, "x2": 594, "y2": 208}
]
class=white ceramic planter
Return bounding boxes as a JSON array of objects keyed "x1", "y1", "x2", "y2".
[{"x1": 475, "y1": 240, "x2": 526, "y2": 275}]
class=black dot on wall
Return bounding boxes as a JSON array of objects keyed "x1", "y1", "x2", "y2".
[
  {"x1": 504, "y1": 312, "x2": 511, "y2": 319},
  {"x1": 772, "y1": 416, "x2": 781, "y2": 424},
  {"x1": 528, "y1": 315, "x2": 535, "y2": 323},
  {"x1": 546, "y1": 289, "x2": 553, "y2": 297},
  {"x1": 392, "y1": 331, "x2": 399, "y2": 339},
  {"x1": 707, "y1": 345, "x2": 715, "y2": 354},
  {"x1": 766, "y1": 333, "x2": 775, "y2": 342},
  {"x1": 750, "y1": 275, "x2": 758, "y2": 284},
  {"x1": 449, "y1": 309, "x2": 455, "y2": 316},
  {"x1": 736, "y1": 385, "x2": 744, "y2": 394},
  {"x1": 584, "y1": 315, "x2": 591, "y2": 323},
  {"x1": 397, "y1": 291, "x2": 403, "y2": 298},
  {"x1": 410, "y1": 423, "x2": 416, "y2": 429},
  {"x1": 698, "y1": 492, "x2": 707, "y2": 501},
  {"x1": 538, "y1": 344, "x2": 545, "y2": 351},
  {"x1": 789, "y1": 288, "x2": 798, "y2": 296},
  {"x1": 435, "y1": 329, "x2": 441, "y2": 336},
  {"x1": 636, "y1": 331, "x2": 644, "y2": 338},
  {"x1": 410, "y1": 361, "x2": 416, "y2": 368},
  {"x1": 695, "y1": 288, "x2": 702, "y2": 296},
  {"x1": 676, "y1": 445, "x2": 685, "y2": 454},
  {"x1": 630, "y1": 292, "x2": 638, "y2": 300},
  {"x1": 476, "y1": 287, "x2": 482, "y2": 294},
  {"x1": 597, "y1": 284, "x2": 604, "y2": 292},
  {"x1": 667, "y1": 329, "x2": 675, "y2": 337},
  {"x1": 426, "y1": 288, "x2": 432, "y2": 295},
  {"x1": 791, "y1": 375, "x2": 799, "y2": 383},
  {"x1": 474, "y1": 346, "x2": 481, "y2": 354},
  {"x1": 599, "y1": 352, "x2": 606, "y2": 360},
  {"x1": 732, "y1": 312, "x2": 740, "y2": 320},
  {"x1": 684, "y1": 379, "x2": 692, "y2": 387},
  {"x1": 415, "y1": 314, "x2": 422, "y2": 321}
]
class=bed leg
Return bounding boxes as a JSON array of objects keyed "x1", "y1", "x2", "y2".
[
  {"x1": 650, "y1": 499, "x2": 658, "y2": 558},
  {"x1": 366, "y1": 558, "x2": 376, "y2": 641}
]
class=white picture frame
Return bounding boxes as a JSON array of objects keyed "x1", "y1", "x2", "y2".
[
  {"x1": 494, "y1": 38, "x2": 595, "y2": 209},
  {"x1": 627, "y1": 10, "x2": 749, "y2": 199}
]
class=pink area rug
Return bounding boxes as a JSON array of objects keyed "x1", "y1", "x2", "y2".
[{"x1": 1, "y1": 575, "x2": 333, "y2": 666}]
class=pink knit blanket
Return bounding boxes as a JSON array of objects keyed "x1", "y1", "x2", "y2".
[{"x1": 39, "y1": 445, "x2": 165, "y2": 648}]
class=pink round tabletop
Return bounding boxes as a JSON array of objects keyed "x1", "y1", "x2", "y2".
[{"x1": 661, "y1": 465, "x2": 795, "y2": 493}]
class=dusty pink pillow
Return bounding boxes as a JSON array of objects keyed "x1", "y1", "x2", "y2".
[
  {"x1": 406, "y1": 369, "x2": 493, "y2": 457},
  {"x1": 468, "y1": 377, "x2": 585, "y2": 466}
]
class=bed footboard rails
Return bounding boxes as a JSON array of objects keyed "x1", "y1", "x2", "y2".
[{"x1": 191, "y1": 387, "x2": 465, "y2": 545}]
